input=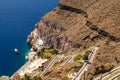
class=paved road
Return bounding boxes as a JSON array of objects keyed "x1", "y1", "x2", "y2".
[
  {"x1": 40, "y1": 55, "x2": 62, "y2": 76},
  {"x1": 109, "y1": 73, "x2": 120, "y2": 80},
  {"x1": 58, "y1": 56, "x2": 73, "y2": 69},
  {"x1": 57, "y1": 51, "x2": 76, "y2": 69},
  {"x1": 95, "y1": 67, "x2": 120, "y2": 80},
  {"x1": 72, "y1": 46, "x2": 99, "y2": 80}
]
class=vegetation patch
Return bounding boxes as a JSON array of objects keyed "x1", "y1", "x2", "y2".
[
  {"x1": 42, "y1": 52, "x2": 52, "y2": 59},
  {"x1": 74, "y1": 54, "x2": 83, "y2": 61},
  {"x1": 69, "y1": 68, "x2": 75, "y2": 74},
  {"x1": 61, "y1": 76, "x2": 69, "y2": 80},
  {"x1": 21, "y1": 74, "x2": 42, "y2": 80},
  {"x1": 52, "y1": 62, "x2": 58, "y2": 68},
  {"x1": 96, "y1": 63, "x2": 114, "y2": 74},
  {"x1": 117, "y1": 76, "x2": 120, "y2": 80},
  {"x1": 50, "y1": 49, "x2": 58, "y2": 55},
  {"x1": 82, "y1": 55, "x2": 88, "y2": 60},
  {"x1": 74, "y1": 54, "x2": 88, "y2": 61},
  {"x1": 104, "y1": 63, "x2": 114, "y2": 71},
  {"x1": 41, "y1": 49, "x2": 58, "y2": 59}
]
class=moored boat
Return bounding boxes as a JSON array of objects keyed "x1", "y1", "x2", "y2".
[{"x1": 14, "y1": 48, "x2": 19, "y2": 54}]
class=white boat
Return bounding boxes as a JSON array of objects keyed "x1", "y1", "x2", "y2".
[{"x1": 14, "y1": 48, "x2": 19, "y2": 54}]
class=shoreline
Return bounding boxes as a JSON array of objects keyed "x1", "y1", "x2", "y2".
[
  {"x1": 10, "y1": 60, "x2": 31, "y2": 79},
  {"x1": 11, "y1": 49, "x2": 33, "y2": 78},
  {"x1": 11, "y1": 50, "x2": 48, "y2": 79}
]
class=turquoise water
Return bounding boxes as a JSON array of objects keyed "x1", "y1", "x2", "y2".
[{"x1": 0, "y1": 0, "x2": 59, "y2": 76}]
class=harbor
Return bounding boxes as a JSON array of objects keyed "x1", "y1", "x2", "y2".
[{"x1": 11, "y1": 57, "x2": 47, "y2": 79}]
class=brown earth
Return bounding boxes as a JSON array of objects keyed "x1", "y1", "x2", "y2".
[{"x1": 27, "y1": 0, "x2": 120, "y2": 79}]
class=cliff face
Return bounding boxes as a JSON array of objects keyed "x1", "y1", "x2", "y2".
[
  {"x1": 28, "y1": 0, "x2": 120, "y2": 49},
  {"x1": 60, "y1": 0, "x2": 120, "y2": 38},
  {"x1": 27, "y1": 0, "x2": 120, "y2": 78},
  {"x1": 28, "y1": 3, "x2": 99, "y2": 51}
]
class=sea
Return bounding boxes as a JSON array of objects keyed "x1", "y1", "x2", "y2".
[{"x1": 0, "y1": 0, "x2": 59, "y2": 76}]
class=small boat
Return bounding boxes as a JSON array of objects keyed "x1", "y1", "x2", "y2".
[{"x1": 14, "y1": 48, "x2": 19, "y2": 54}]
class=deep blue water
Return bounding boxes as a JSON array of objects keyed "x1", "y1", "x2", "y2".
[{"x1": 0, "y1": 0, "x2": 59, "y2": 76}]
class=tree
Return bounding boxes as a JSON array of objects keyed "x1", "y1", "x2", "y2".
[
  {"x1": 21, "y1": 74, "x2": 42, "y2": 80},
  {"x1": 82, "y1": 55, "x2": 88, "y2": 60},
  {"x1": 61, "y1": 76, "x2": 69, "y2": 80},
  {"x1": 117, "y1": 76, "x2": 120, "y2": 80},
  {"x1": 52, "y1": 49, "x2": 58, "y2": 55},
  {"x1": 42, "y1": 51, "x2": 52, "y2": 59},
  {"x1": 74, "y1": 55, "x2": 82, "y2": 61},
  {"x1": 21, "y1": 74, "x2": 31, "y2": 80},
  {"x1": 104, "y1": 63, "x2": 114, "y2": 71},
  {"x1": 32, "y1": 76, "x2": 42, "y2": 80}
]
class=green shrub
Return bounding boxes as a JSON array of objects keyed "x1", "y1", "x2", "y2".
[
  {"x1": 52, "y1": 49, "x2": 58, "y2": 54},
  {"x1": 70, "y1": 68, "x2": 75, "y2": 73},
  {"x1": 82, "y1": 55, "x2": 88, "y2": 60},
  {"x1": 74, "y1": 55, "x2": 83, "y2": 61},
  {"x1": 41, "y1": 49, "x2": 58, "y2": 59},
  {"x1": 52, "y1": 63, "x2": 58, "y2": 68},
  {"x1": 21, "y1": 74, "x2": 31, "y2": 80},
  {"x1": 97, "y1": 63, "x2": 114, "y2": 73},
  {"x1": 41, "y1": 51, "x2": 52, "y2": 59},
  {"x1": 74, "y1": 54, "x2": 88, "y2": 61},
  {"x1": 61, "y1": 76, "x2": 69, "y2": 80},
  {"x1": 50, "y1": 49, "x2": 58, "y2": 55},
  {"x1": 21, "y1": 74, "x2": 42, "y2": 80},
  {"x1": 117, "y1": 76, "x2": 120, "y2": 80},
  {"x1": 104, "y1": 63, "x2": 114, "y2": 71},
  {"x1": 32, "y1": 76, "x2": 42, "y2": 80},
  {"x1": 49, "y1": 28, "x2": 54, "y2": 33}
]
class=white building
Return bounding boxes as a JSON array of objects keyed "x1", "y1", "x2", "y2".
[{"x1": 36, "y1": 39, "x2": 44, "y2": 46}]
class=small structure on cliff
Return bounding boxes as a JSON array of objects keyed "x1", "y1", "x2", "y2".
[
  {"x1": 18, "y1": 58, "x2": 48, "y2": 77},
  {"x1": 36, "y1": 39, "x2": 44, "y2": 46}
]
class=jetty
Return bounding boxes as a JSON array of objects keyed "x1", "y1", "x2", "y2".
[
  {"x1": 11, "y1": 58, "x2": 47, "y2": 79},
  {"x1": 11, "y1": 40, "x2": 45, "y2": 79}
]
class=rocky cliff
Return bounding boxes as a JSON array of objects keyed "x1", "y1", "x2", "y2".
[{"x1": 27, "y1": 0, "x2": 120, "y2": 79}]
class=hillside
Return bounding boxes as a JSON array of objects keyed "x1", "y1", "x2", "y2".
[{"x1": 26, "y1": 0, "x2": 120, "y2": 79}]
